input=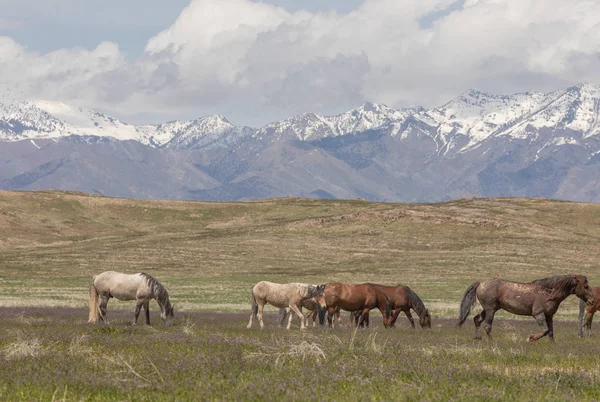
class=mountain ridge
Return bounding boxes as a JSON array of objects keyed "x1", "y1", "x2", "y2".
[
  {"x1": 2, "y1": 83, "x2": 600, "y2": 153},
  {"x1": 1, "y1": 83, "x2": 600, "y2": 203}
]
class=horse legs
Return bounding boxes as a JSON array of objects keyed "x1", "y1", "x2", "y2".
[
  {"x1": 257, "y1": 303, "x2": 265, "y2": 329},
  {"x1": 528, "y1": 313, "x2": 553, "y2": 342},
  {"x1": 404, "y1": 310, "x2": 416, "y2": 329},
  {"x1": 133, "y1": 301, "x2": 144, "y2": 325},
  {"x1": 305, "y1": 310, "x2": 317, "y2": 327},
  {"x1": 481, "y1": 309, "x2": 496, "y2": 339},
  {"x1": 99, "y1": 296, "x2": 110, "y2": 324},
  {"x1": 247, "y1": 301, "x2": 260, "y2": 329},
  {"x1": 288, "y1": 304, "x2": 305, "y2": 330},
  {"x1": 327, "y1": 307, "x2": 336, "y2": 327},
  {"x1": 277, "y1": 308, "x2": 289, "y2": 328},
  {"x1": 144, "y1": 301, "x2": 150, "y2": 325},
  {"x1": 583, "y1": 311, "x2": 594, "y2": 337},
  {"x1": 473, "y1": 310, "x2": 486, "y2": 340},
  {"x1": 286, "y1": 305, "x2": 303, "y2": 329},
  {"x1": 356, "y1": 309, "x2": 370, "y2": 328},
  {"x1": 390, "y1": 309, "x2": 401, "y2": 328}
]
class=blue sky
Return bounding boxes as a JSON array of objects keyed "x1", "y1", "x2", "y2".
[
  {"x1": 0, "y1": 0, "x2": 597, "y2": 127},
  {"x1": 0, "y1": 0, "x2": 365, "y2": 56}
]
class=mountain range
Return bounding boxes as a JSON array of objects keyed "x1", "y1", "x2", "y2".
[{"x1": 1, "y1": 83, "x2": 600, "y2": 202}]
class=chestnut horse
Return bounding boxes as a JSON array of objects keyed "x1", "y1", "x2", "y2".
[
  {"x1": 368, "y1": 284, "x2": 431, "y2": 329},
  {"x1": 317, "y1": 283, "x2": 391, "y2": 328},
  {"x1": 579, "y1": 287, "x2": 600, "y2": 338},
  {"x1": 458, "y1": 275, "x2": 595, "y2": 342}
]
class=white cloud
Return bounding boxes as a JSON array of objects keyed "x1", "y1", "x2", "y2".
[{"x1": 1, "y1": 0, "x2": 600, "y2": 126}]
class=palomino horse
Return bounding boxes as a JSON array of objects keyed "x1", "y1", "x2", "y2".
[
  {"x1": 88, "y1": 271, "x2": 174, "y2": 325},
  {"x1": 367, "y1": 284, "x2": 431, "y2": 329},
  {"x1": 317, "y1": 283, "x2": 391, "y2": 328},
  {"x1": 579, "y1": 286, "x2": 600, "y2": 338},
  {"x1": 458, "y1": 275, "x2": 595, "y2": 342},
  {"x1": 277, "y1": 295, "x2": 325, "y2": 328},
  {"x1": 247, "y1": 281, "x2": 325, "y2": 330}
]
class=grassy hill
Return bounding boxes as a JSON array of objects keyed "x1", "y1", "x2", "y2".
[{"x1": 1, "y1": 190, "x2": 599, "y2": 318}]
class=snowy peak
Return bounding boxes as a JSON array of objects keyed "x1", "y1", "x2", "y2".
[
  {"x1": 1, "y1": 83, "x2": 600, "y2": 152},
  {"x1": 0, "y1": 100, "x2": 68, "y2": 138},
  {"x1": 161, "y1": 115, "x2": 246, "y2": 150},
  {"x1": 259, "y1": 101, "x2": 410, "y2": 142},
  {"x1": 330, "y1": 102, "x2": 410, "y2": 135},
  {"x1": 260, "y1": 112, "x2": 336, "y2": 141}
]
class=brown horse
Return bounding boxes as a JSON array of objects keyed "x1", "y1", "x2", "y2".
[
  {"x1": 368, "y1": 284, "x2": 431, "y2": 329},
  {"x1": 579, "y1": 287, "x2": 600, "y2": 338},
  {"x1": 317, "y1": 283, "x2": 391, "y2": 328},
  {"x1": 458, "y1": 275, "x2": 595, "y2": 342}
]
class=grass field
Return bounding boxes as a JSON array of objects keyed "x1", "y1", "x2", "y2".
[{"x1": 1, "y1": 190, "x2": 600, "y2": 400}]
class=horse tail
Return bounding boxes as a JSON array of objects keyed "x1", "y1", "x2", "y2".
[
  {"x1": 579, "y1": 297, "x2": 586, "y2": 338},
  {"x1": 457, "y1": 282, "x2": 480, "y2": 327},
  {"x1": 249, "y1": 288, "x2": 258, "y2": 318},
  {"x1": 88, "y1": 278, "x2": 101, "y2": 323}
]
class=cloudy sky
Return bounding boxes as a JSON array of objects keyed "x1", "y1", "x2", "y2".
[{"x1": 1, "y1": 0, "x2": 599, "y2": 127}]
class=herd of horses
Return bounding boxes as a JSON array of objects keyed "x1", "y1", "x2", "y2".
[{"x1": 88, "y1": 271, "x2": 600, "y2": 342}]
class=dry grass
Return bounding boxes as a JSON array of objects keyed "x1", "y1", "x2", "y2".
[
  {"x1": 245, "y1": 339, "x2": 327, "y2": 367},
  {"x1": 4, "y1": 337, "x2": 47, "y2": 360},
  {"x1": 1, "y1": 190, "x2": 600, "y2": 319}
]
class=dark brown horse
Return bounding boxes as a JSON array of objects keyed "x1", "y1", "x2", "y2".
[
  {"x1": 369, "y1": 284, "x2": 431, "y2": 329},
  {"x1": 579, "y1": 287, "x2": 600, "y2": 338},
  {"x1": 458, "y1": 275, "x2": 595, "y2": 342},
  {"x1": 317, "y1": 283, "x2": 391, "y2": 328}
]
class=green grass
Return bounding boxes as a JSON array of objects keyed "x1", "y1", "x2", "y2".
[
  {"x1": 1, "y1": 191, "x2": 599, "y2": 313},
  {"x1": 1, "y1": 308, "x2": 600, "y2": 401},
  {"x1": 2, "y1": 190, "x2": 600, "y2": 400}
]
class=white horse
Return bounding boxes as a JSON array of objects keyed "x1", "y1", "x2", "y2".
[
  {"x1": 247, "y1": 281, "x2": 325, "y2": 330},
  {"x1": 88, "y1": 271, "x2": 174, "y2": 326}
]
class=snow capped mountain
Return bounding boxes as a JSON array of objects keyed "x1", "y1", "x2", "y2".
[
  {"x1": 3, "y1": 83, "x2": 600, "y2": 203},
  {"x1": 1, "y1": 83, "x2": 600, "y2": 154},
  {"x1": 329, "y1": 102, "x2": 411, "y2": 135},
  {"x1": 160, "y1": 115, "x2": 253, "y2": 150},
  {"x1": 138, "y1": 114, "x2": 238, "y2": 148},
  {"x1": 255, "y1": 102, "x2": 412, "y2": 142},
  {"x1": 416, "y1": 83, "x2": 600, "y2": 148},
  {"x1": 0, "y1": 99, "x2": 140, "y2": 142}
]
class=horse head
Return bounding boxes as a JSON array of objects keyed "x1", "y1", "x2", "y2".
[
  {"x1": 161, "y1": 302, "x2": 175, "y2": 326},
  {"x1": 307, "y1": 284, "x2": 325, "y2": 298},
  {"x1": 420, "y1": 309, "x2": 432, "y2": 329},
  {"x1": 573, "y1": 276, "x2": 595, "y2": 307}
]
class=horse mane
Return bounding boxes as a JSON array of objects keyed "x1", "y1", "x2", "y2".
[
  {"x1": 404, "y1": 285, "x2": 429, "y2": 318},
  {"x1": 531, "y1": 275, "x2": 577, "y2": 299},
  {"x1": 140, "y1": 272, "x2": 170, "y2": 305}
]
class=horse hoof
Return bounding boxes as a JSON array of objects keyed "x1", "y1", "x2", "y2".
[
  {"x1": 527, "y1": 336, "x2": 535, "y2": 342},
  {"x1": 473, "y1": 336, "x2": 482, "y2": 341}
]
